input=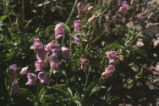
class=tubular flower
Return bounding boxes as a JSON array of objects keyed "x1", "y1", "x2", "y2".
[
  {"x1": 20, "y1": 65, "x2": 29, "y2": 75},
  {"x1": 36, "y1": 51, "x2": 46, "y2": 62},
  {"x1": 81, "y1": 57, "x2": 89, "y2": 71},
  {"x1": 74, "y1": 19, "x2": 82, "y2": 30},
  {"x1": 35, "y1": 61, "x2": 44, "y2": 72},
  {"x1": 50, "y1": 58, "x2": 60, "y2": 74},
  {"x1": 38, "y1": 72, "x2": 50, "y2": 84},
  {"x1": 9, "y1": 64, "x2": 17, "y2": 72},
  {"x1": 30, "y1": 38, "x2": 43, "y2": 51},
  {"x1": 26, "y1": 73, "x2": 37, "y2": 85},
  {"x1": 101, "y1": 65, "x2": 115, "y2": 79},
  {"x1": 61, "y1": 47, "x2": 70, "y2": 59},
  {"x1": 44, "y1": 40, "x2": 60, "y2": 54},
  {"x1": 106, "y1": 51, "x2": 117, "y2": 64},
  {"x1": 119, "y1": 1, "x2": 130, "y2": 15},
  {"x1": 12, "y1": 82, "x2": 19, "y2": 94},
  {"x1": 55, "y1": 23, "x2": 64, "y2": 39}
]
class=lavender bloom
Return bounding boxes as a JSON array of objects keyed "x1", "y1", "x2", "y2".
[
  {"x1": 101, "y1": 65, "x2": 115, "y2": 79},
  {"x1": 9, "y1": 64, "x2": 17, "y2": 72},
  {"x1": 12, "y1": 82, "x2": 19, "y2": 94},
  {"x1": 20, "y1": 65, "x2": 29, "y2": 75},
  {"x1": 61, "y1": 47, "x2": 70, "y2": 58},
  {"x1": 105, "y1": 65, "x2": 115, "y2": 74},
  {"x1": 50, "y1": 58, "x2": 60, "y2": 74},
  {"x1": 44, "y1": 40, "x2": 60, "y2": 54},
  {"x1": 30, "y1": 38, "x2": 43, "y2": 51},
  {"x1": 55, "y1": 23, "x2": 64, "y2": 39},
  {"x1": 38, "y1": 72, "x2": 50, "y2": 84},
  {"x1": 119, "y1": 1, "x2": 130, "y2": 15},
  {"x1": 72, "y1": 33, "x2": 81, "y2": 44},
  {"x1": 26, "y1": 73, "x2": 37, "y2": 85},
  {"x1": 36, "y1": 51, "x2": 46, "y2": 62},
  {"x1": 107, "y1": 51, "x2": 117, "y2": 64},
  {"x1": 44, "y1": 40, "x2": 57, "y2": 52},
  {"x1": 74, "y1": 20, "x2": 82, "y2": 30},
  {"x1": 81, "y1": 57, "x2": 89, "y2": 71},
  {"x1": 35, "y1": 61, "x2": 44, "y2": 72}
]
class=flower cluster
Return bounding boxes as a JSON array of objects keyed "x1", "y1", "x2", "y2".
[
  {"x1": 101, "y1": 51, "x2": 118, "y2": 79},
  {"x1": 9, "y1": 34, "x2": 70, "y2": 92}
]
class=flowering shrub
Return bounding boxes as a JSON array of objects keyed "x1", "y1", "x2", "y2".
[{"x1": 2, "y1": 0, "x2": 159, "y2": 105}]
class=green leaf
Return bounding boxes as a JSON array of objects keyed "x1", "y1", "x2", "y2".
[
  {"x1": 18, "y1": 88, "x2": 29, "y2": 95},
  {"x1": 104, "y1": 42, "x2": 122, "y2": 51},
  {"x1": 39, "y1": 87, "x2": 47, "y2": 102},
  {"x1": 0, "y1": 15, "x2": 8, "y2": 21},
  {"x1": 74, "y1": 100, "x2": 82, "y2": 106},
  {"x1": 67, "y1": 87, "x2": 73, "y2": 97}
]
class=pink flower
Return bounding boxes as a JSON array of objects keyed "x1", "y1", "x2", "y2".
[
  {"x1": 44, "y1": 40, "x2": 60, "y2": 54},
  {"x1": 81, "y1": 57, "x2": 89, "y2": 71},
  {"x1": 77, "y1": 2, "x2": 84, "y2": 15},
  {"x1": 107, "y1": 51, "x2": 117, "y2": 64},
  {"x1": 87, "y1": 16, "x2": 97, "y2": 25},
  {"x1": 9, "y1": 64, "x2": 17, "y2": 72},
  {"x1": 55, "y1": 23, "x2": 64, "y2": 39},
  {"x1": 50, "y1": 58, "x2": 60, "y2": 74},
  {"x1": 105, "y1": 65, "x2": 115, "y2": 74},
  {"x1": 38, "y1": 72, "x2": 50, "y2": 84},
  {"x1": 87, "y1": 6, "x2": 94, "y2": 14},
  {"x1": 44, "y1": 40, "x2": 57, "y2": 52},
  {"x1": 36, "y1": 51, "x2": 46, "y2": 62},
  {"x1": 81, "y1": 57, "x2": 89, "y2": 65},
  {"x1": 61, "y1": 47, "x2": 70, "y2": 59},
  {"x1": 20, "y1": 65, "x2": 29, "y2": 75},
  {"x1": 26, "y1": 73, "x2": 37, "y2": 85},
  {"x1": 119, "y1": 1, "x2": 130, "y2": 15},
  {"x1": 74, "y1": 20, "x2": 82, "y2": 30},
  {"x1": 35, "y1": 61, "x2": 44, "y2": 72},
  {"x1": 12, "y1": 82, "x2": 19, "y2": 94},
  {"x1": 30, "y1": 38, "x2": 43, "y2": 51},
  {"x1": 101, "y1": 65, "x2": 115, "y2": 79}
]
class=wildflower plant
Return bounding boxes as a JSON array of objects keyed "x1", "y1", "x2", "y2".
[{"x1": 3, "y1": 0, "x2": 158, "y2": 105}]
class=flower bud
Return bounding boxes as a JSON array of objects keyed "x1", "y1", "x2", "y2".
[
  {"x1": 55, "y1": 22, "x2": 64, "y2": 39},
  {"x1": 61, "y1": 47, "x2": 70, "y2": 59},
  {"x1": 9, "y1": 64, "x2": 17, "y2": 73},
  {"x1": 20, "y1": 65, "x2": 29, "y2": 75},
  {"x1": 81, "y1": 57, "x2": 89, "y2": 71},
  {"x1": 87, "y1": 16, "x2": 97, "y2": 25},
  {"x1": 101, "y1": 65, "x2": 115, "y2": 79},
  {"x1": 87, "y1": 6, "x2": 94, "y2": 14},
  {"x1": 77, "y1": 2, "x2": 84, "y2": 17},
  {"x1": 12, "y1": 82, "x2": 19, "y2": 94}
]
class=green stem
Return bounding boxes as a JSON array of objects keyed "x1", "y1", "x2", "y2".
[{"x1": 65, "y1": 0, "x2": 78, "y2": 25}]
